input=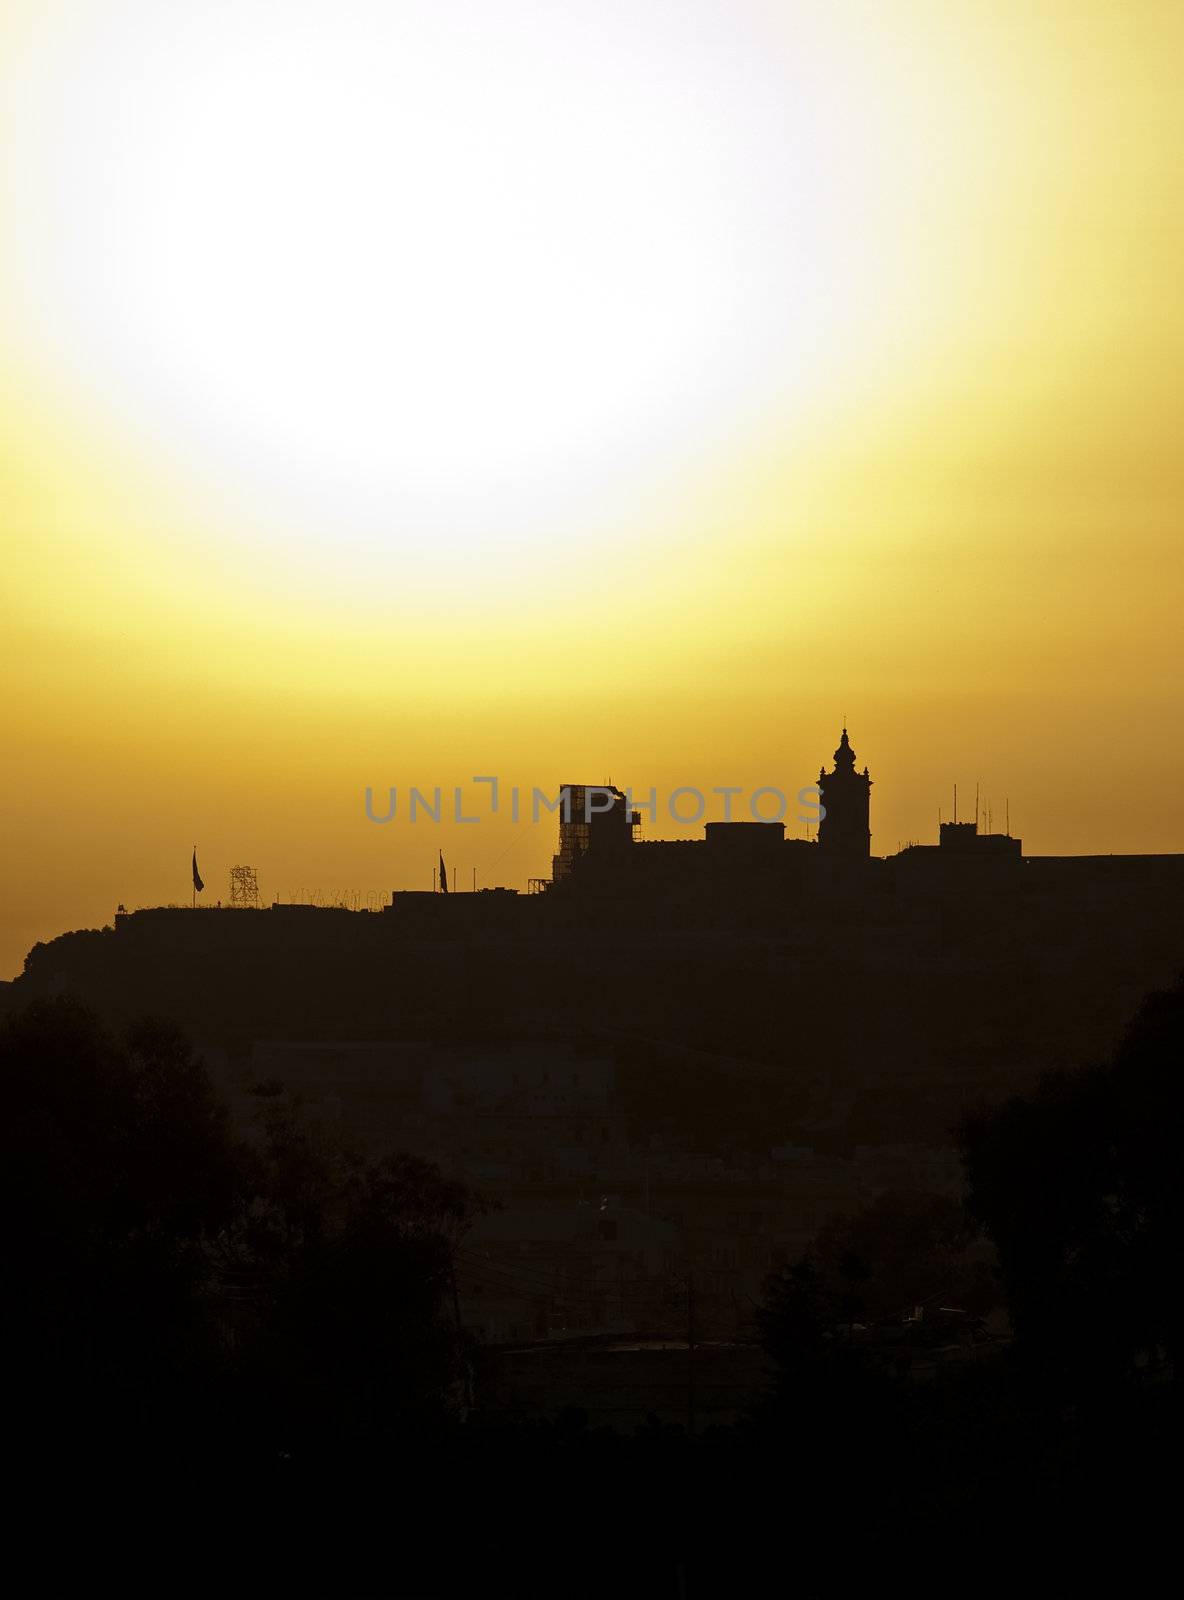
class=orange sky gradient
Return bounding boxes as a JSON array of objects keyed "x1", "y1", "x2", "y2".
[{"x1": 2, "y1": 0, "x2": 1182, "y2": 977}]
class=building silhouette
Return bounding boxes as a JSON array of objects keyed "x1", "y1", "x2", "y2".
[
  {"x1": 817, "y1": 727, "x2": 872, "y2": 857},
  {"x1": 31, "y1": 720, "x2": 1184, "y2": 976},
  {"x1": 551, "y1": 785, "x2": 639, "y2": 883}
]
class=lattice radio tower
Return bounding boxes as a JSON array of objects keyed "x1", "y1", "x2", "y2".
[{"x1": 229, "y1": 864, "x2": 260, "y2": 908}]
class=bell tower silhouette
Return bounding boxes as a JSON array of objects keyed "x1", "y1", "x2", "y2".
[{"x1": 818, "y1": 727, "x2": 872, "y2": 857}]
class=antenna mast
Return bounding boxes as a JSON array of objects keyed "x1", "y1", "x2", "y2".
[{"x1": 229, "y1": 865, "x2": 259, "y2": 908}]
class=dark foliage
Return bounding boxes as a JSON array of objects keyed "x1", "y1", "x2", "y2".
[
  {"x1": 1, "y1": 997, "x2": 478, "y2": 1465},
  {"x1": 961, "y1": 970, "x2": 1182, "y2": 1398},
  {"x1": 4, "y1": 982, "x2": 1179, "y2": 1594}
]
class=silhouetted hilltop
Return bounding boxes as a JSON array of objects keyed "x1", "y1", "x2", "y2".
[{"x1": 16, "y1": 847, "x2": 1184, "y2": 1153}]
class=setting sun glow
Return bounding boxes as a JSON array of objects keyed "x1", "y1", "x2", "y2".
[{"x1": 2, "y1": 0, "x2": 1182, "y2": 974}]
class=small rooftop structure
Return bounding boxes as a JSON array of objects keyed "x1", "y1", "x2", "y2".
[
  {"x1": 939, "y1": 821, "x2": 1021, "y2": 858},
  {"x1": 704, "y1": 822, "x2": 785, "y2": 852}
]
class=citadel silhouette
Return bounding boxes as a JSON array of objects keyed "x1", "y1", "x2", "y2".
[
  {"x1": 19, "y1": 722, "x2": 1183, "y2": 975},
  {"x1": 546, "y1": 726, "x2": 1022, "y2": 896}
]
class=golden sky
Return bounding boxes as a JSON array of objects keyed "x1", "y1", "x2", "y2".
[{"x1": 2, "y1": 0, "x2": 1182, "y2": 977}]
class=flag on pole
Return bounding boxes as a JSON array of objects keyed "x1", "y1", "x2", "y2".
[
  {"x1": 192, "y1": 847, "x2": 204, "y2": 894},
  {"x1": 438, "y1": 850, "x2": 448, "y2": 894}
]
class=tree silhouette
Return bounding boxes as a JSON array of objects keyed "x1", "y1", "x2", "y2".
[
  {"x1": 961, "y1": 971, "x2": 1183, "y2": 1400},
  {"x1": 1, "y1": 998, "x2": 480, "y2": 1466}
]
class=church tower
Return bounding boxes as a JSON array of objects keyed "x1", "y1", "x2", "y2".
[{"x1": 818, "y1": 727, "x2": 872, "y2": 857}]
